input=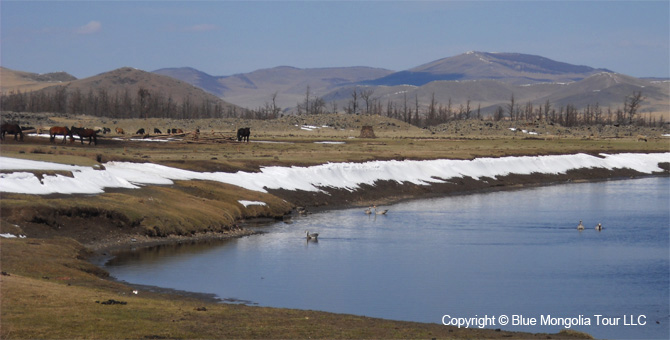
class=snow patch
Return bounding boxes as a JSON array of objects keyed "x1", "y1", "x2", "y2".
[
  {"x1": 0, "y1": 153, "x2": 668, "y2": 195},
  {"x1": 0, "y1": 233, "x2": 26, "y2": 239},
  {"x1": 238, "y1": 200, "x2": 267, "y2": 207}
]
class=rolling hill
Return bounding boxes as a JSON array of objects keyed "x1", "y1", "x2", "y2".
[
  {"x1": 53, "y1": 67, "x2": 237, "y2": 107},
  {"x1": 154, "y1": 66, "x2": 394, "y2": 110},
  {"x1": 363, "y1": 52, "x2": 612, "y2": 86},
  {"x1": 0, "y1": 67, "x2": 77, "y2": 94},
  {"x1": 1, "y1": 67, "x2": 243, "y2": 119}
]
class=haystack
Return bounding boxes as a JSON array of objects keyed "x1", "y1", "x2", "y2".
[{"x1": 359, "y1": 125, "x2": 376, "y2": 138}]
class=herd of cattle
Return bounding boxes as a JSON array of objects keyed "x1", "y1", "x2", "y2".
[{"x1": 0, "y1": 122, "x2": 251, "y2": 145}]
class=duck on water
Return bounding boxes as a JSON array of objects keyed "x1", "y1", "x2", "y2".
[{"x1": 305, "y1": 230, "x2": 319, "y2": 240}]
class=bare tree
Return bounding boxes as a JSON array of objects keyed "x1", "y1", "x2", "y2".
[
  {"x1": 414, "y1": 94, "x2": 420, "y2": 126},
  {"x1": 270, "y1": 91, "x2": 281, "y2": 117},
  {"x1": 494, "y1": 106, "x2": 505, "y2": 121},
  {"x1": 507, "y1": 94, "x2": 516, "y2": 121},
  {"x1": 464, "y1": 99, "x2": 472, "y2": 120},
  {"x1": 303, "y1": 86, "x2": 311, "y2": 115},
  {"x1": 624, "y1": 91, "x2": 645, "y2": 124},
  {"x1": 359, "y1": 88, "x2": 374, "y2": 114},
  {"x1": 138, "y1": 88, "x2": 150, "y2": 119},
  {"x1": 427, "y1": 93, "x2": 437, "y2": 125},
  {"x1": 347, "y1": 88, "x2": 359, "y2": 114},
  {"x1": 403, "y1": 92, "x2": 410, "y2": 124}
]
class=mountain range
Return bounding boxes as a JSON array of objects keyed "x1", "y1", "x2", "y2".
[
  {"x1": 154, "y1": 52, "x2": 669, "y2": 115},
  {"x1": 2, "y1": 52, "x2": 668, "y2": 117}
]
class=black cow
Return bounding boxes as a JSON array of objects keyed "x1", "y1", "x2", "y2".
[
  {"x1": 136, "y1": 128, "x2": 146, "y2": 135},
  {"x1": 237, "y1": 127, "x2": 250, "y2": 142},
  {"x1": 154, "y1": 128, "x2": 162, "y2": 134}
]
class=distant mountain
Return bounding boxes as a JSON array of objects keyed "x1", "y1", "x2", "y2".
[
  {"x1": 539, "y1": 72, "x2": 669, "y2": 113},
  {"x1": 320, "y1": 71, "x2": 668, "y2": 116},
  {"x1": 364, "y1": 52, "x2": 613, "y2": 86},
  {"x1": 153, "y1": 52, "x2": 661, "y2": 116},
  {"x1": 154, "y1": 66, "x2": 394, "y2": 110},
  {"x1": 52, "y1": 67, "x2": 237, "y2": 108},
  {"x1": 5, "y1": 51, "x2": 667, "y2": 118},
  {"x1": 0, "y1": 67, "x2": 77, "y2": 94},
  {"x1": 5, "y1": 67, "x2": 243, "y2": 118},
  {"x1": 153, "y1": 67, "x2": 229, "y2": 97}
]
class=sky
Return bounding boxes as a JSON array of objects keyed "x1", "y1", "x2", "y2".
[{"x1": 1, "y1": 1, "x2": 668, "y2": 79}]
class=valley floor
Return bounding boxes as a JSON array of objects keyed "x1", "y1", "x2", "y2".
[{"x1": 2, "y1": 112, "x2": 668, "y2": 339}]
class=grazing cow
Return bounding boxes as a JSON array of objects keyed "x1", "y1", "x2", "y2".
[
  {"x1": 102, "y1": 127, "x2": 111, "y2": 134},
  {"x1": 49, "y1": 126, "x2": 71, "y2": 143},
  {"x1": 154, "y1": 128, "x2": 162, "y2": 134},
  {"x1": 237, "y1": 127, "x2": 250, "y2": 142},
  {"x1": 70, "y1": 126, "x2": 98, "y2": 145},
  {"x1": 175, "y1": 128, "x2": 183, "y2": 134},
  {"x1": 1, "y1": 123, "x2": 24, "y2": 141},
  {"x1": 136, "y1": 128, "x2": 145, "y2": 135},
  {"x1": 115, "y1": 127, "x2": 125, "y2": 134}
]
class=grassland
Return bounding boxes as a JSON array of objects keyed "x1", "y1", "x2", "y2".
[{"x1": 2, "y1": 112, "x2": 667, "y2": 339}]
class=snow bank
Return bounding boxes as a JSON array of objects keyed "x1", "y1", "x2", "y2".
[{"x1": 0, "y1": 153, "x2": 668, "y2": 195}]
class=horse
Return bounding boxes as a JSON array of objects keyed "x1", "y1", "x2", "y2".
[
  {"x1": 1, "y1": 123, "x2": 23, "y2": 141},
  {"x1": 49, "y1": 126, "x2": 71, "y2": 143},
  {"x1": 237, "y1": 127, "x2": 250, "y2": 142},
  {"x1": 115, "y1": 127, "x2": 125, "y2": 134},
  {"x1": 136, "y1": 128, "x2": 145, "y2": 135},
  {"x1": 70, "y1": 126, "x2": 98, "y2": 145}
]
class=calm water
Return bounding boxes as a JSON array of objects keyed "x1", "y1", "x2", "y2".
[{"x1": 106, "y1": 177, "x2": 670, "y2": 339}]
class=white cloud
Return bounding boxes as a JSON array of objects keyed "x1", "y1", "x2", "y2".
[{"x1": 75, "y1": 21, "x2": 102, "y2": 35}]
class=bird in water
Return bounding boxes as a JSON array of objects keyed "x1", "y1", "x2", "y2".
[
  {"x1": 365, "y1": 206, "x2": 372, "y2": 215},
  {"x1": 595, "y1": 223, "x2": 603, "y2": 231},
  {"x1": 577, "y1": 220, "x2": 585, "y2": 230},
  {"x1": 374, "y1": 205, "x2": 388, "y2": 215},
  {"x1": 305, "y1": 230, "x2": 319, "y2": 240}
]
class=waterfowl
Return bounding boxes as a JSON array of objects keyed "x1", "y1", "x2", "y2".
[
  {"x1": 305, "y1": 230, "x2": 319, "y2": 240},
  {"x1": 595, "y1": 223, "x2": 603, "y2": 231},
  {"x1": 365, "y1": 206, "x2": 372, "y2": 215},
  {"x1": 577, "y1": 220, "x2": 585, "y2": 230},
  {"x1": 374, "y1": 205, "x2": 388, "y2": 215}
]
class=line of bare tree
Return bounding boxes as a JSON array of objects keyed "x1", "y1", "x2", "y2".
[
  {"x1": 1, "y1": 84, "x2": 662, "y2": 128},
  {"x1": 285, "y1": 87, "x2": 661, "y2": 128},
  {"x1": 0, "y1": 86, "x2": 244, "y2": 119}
]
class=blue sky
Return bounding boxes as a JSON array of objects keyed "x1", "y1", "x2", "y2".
[{"x1": 1, "y1": 1, "x2": 668, "y2": 79}]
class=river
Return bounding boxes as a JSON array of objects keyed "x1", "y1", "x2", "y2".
[{"x1": 105, "y1": 177, "x2": 670, "y2": 339}]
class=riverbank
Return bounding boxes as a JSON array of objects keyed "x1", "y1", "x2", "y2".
[
  {"x1": 4, "y1": 161, "x2": 647, "y2": 339},
  {"x1": 2, "y1": 113, "x2": 668, "y2": 339}
]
